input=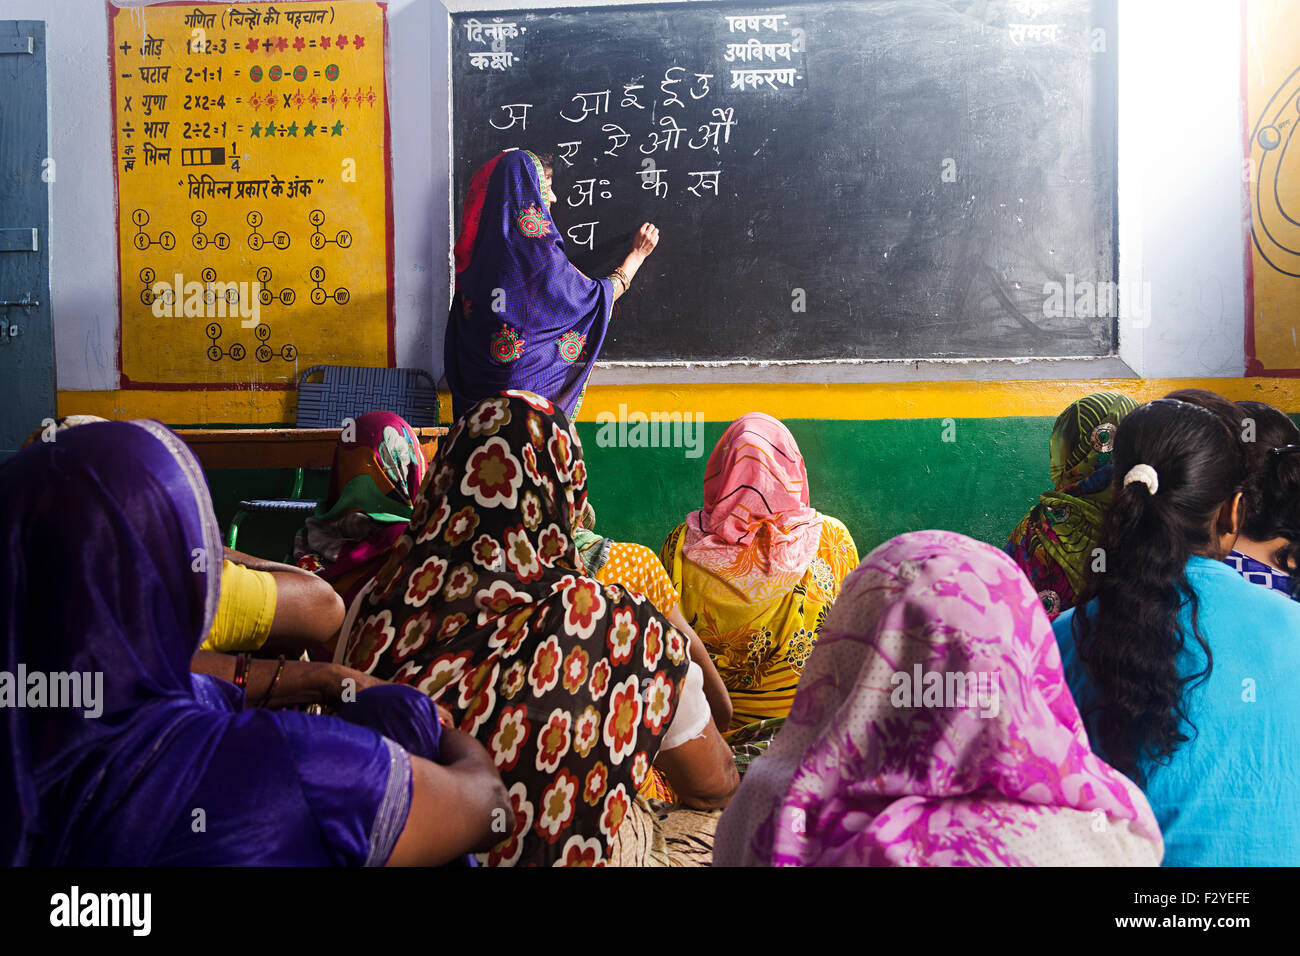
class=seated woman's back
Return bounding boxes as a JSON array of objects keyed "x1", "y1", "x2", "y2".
[
  {"x1": 1057, "y1": 557, "x2": 1300, "y2": 865},
  {"x1": 661, "y1": 413, "x2": 858, "y2": 732},
  {"x1": 715, "y1": 531, "x2": 1163, "y2": 867},
  {"x1": 0, "y1": 420, "x2": 504, "y2": 866},
  {"x1": 1053, "y1": 396, "x2": 1300, "y2": 866}
]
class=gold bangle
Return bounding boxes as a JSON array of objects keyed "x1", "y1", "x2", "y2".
[{"x1": 610, "y1": 267, "x2": 630, "y2": 293}]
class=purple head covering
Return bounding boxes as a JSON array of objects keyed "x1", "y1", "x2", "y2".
[
  {"x1": 1, "y1": 421, "x2": 230, "y2": 864},
  {"x1": 0, "y1": 421, "x2": 443, "y2": 865},
  {"x1": 445, "y1": 149, "x2": 614, "y2": 420}
]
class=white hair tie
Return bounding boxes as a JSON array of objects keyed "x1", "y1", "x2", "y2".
[{"x1": 1123, "y1": 463, "x2": 1159, "y2": 495}]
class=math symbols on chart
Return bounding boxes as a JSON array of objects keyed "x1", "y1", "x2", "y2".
[
  {"x1": 246, "y1": 210, "x2": 291, "y2": 251},
  {"x1": 256, "y1": 266, "x2": 297, "y2": 306},
  {"x1": 205, "y1": 323, "x2": 245, "y2": 362},
  {"x1": 309, "y1": 265, "x2": 350, "y2": 305},
  {"x1": 138, "y1": 267, "x2": 170, "y2": 307},
  {"x1": 308, "y1": 209, "x2": 352, "y2": 250},
  {"x1": 200, "y1": 266, "x2": 240, "y2": 307},
  {"x1": 190, "y1": 210, "x2": 231, "y2": 252},
  {"x1": 206, "y1": 321, "x2": 297, "y2": 364},
  {"x1": 131, "y1": 209, "x2": 176, "y2": 251}
]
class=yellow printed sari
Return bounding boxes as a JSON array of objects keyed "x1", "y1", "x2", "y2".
[{"x1": 661, "y1": 517, "x2": 858, "y2": 732}]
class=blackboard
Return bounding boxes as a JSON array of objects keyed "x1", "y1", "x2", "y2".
[{"x1": 451, "y1": 0, "x2": 1119, "y2": 362}]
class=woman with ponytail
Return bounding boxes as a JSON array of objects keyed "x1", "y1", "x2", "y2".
[
  {"x1": 1053, "y1": 397, "x2": 1300, "y2": 866},
  {"x1": 1226, "y1": 401, "x2": 1300, "y2": 597}
]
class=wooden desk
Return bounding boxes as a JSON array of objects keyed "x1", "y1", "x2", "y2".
[{"x1": 176, "y1": 427, "x2": 447, "y2": 470}]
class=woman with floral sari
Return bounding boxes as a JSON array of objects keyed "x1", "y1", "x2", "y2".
[
  {"x1": 715, "y1": 531, "x2": 1163, "y2": 867},
  {"x1": 295, "y1": 411, "x2": 429, "y2": 607},
  {"x1": 660, "y1": 414, "x2": 859, "y2": 747},
  {"x1": 1003, "y1": 391, "x2": 1138, "y2": 618},
  {"x1": 337, "y1": 392, "x2": 737, "y2": 866},
  {"x1": 445, "y1": 149, "x2": 658, "y2": 420}
]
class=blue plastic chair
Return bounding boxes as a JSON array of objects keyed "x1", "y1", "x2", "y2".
[{"x1": 225, "y1": 365, "x2": 439, "y2": 550}]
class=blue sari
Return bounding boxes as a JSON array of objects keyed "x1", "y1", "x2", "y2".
[
  {"x1": 445, "y1": 149, "x2": 614, "y2": 420},
  {"x1": 0, "y1": 421, "x2": 446, "y2": 866}
]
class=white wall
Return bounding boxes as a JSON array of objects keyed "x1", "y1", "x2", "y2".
[{"x1": 3, "y1": 0, "x2": 1251, "y2": 389}]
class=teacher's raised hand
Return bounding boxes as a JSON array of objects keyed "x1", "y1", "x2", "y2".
[{"x1": 610, "y1": 222, "x2": 659, "y2": 303}]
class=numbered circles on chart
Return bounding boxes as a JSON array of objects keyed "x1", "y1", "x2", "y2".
[
  {"x1": 308, "y1": 210, "x2": 325, "y2": 227},
  {"x1": 256, "y1": 344, "x2": 274, "y2": 362},
  {"x1": 138, "y1": 267, "x2": 157, "y2": 305},
  {"x1": 279, "y1": 288, "x2": 296, "y2": 305},
  {"x1": 255, "y1": 324, "x2": 271, "y2": 342},
  {"x1": 132, "y1": 209, "x2": 150, "y2": 227},
  {"x1": 161, "y1": 232, "x2": 175, "y2": 250},
  {"x1": 191, "y1": 211, "x2": 207, "y2": 228},
  {"x1": 272, "y1": 231, "x2": 291, "y2": 250},
  {"x1": 337, "y1": 230, "x2": 352, "y2": 248},
  {"x1": 133, "y1": 233, "x2": 150, "y2": 251},
  {"x1": 206, "y1": 322, "x2": 222, "y2": 340},
  {"x1": 260, "y1": 286, "x2": 274, "y2": 306},
  {"x1": 310, "y1": 286, "x2": 327, "y2": 305},
  {"x1": 309, "y1": 266, "x2": 326, "y2": 282},
  {"x1": 248, "y1": 211, "x2": 264, "y2": 228},
  {"x1": 248, "y1": 233, "x2": 264, "y2": 251},
  {"x1": 230, "y1": 343, "x2": 245, "y2": 360},
  {"x1": 281, "y1": 344, "x2": 297, "y2": 360},
  {"x1": 201, "y1": 268, "x2": 217, "y2": 283},
  {"x1": 310, "y1": 231, "x2": 326, "y2": 250},
  {"x1": 207, "y1": 345, "x2": 224, "y2": 362}
]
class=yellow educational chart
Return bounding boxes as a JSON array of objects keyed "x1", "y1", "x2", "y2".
[
  {"x1": 110, "y1": 1, "x2": 390, "y2": 388},
  {"x1": 1246, "y1": 0, "x2": 1300, "y2": 373}
]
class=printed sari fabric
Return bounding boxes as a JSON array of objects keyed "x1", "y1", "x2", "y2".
[
  {"x1": 295, "y1": 411, "x2": 429, "y2": 605},
  {"x1": 338, "y1": 392, "x2": 691, "y2": 867},
  {"x1": 714, "y1": 531, "x2": 1164, "y2": 867},
  {"x1": 1004, "y1": 392, "x2": 1138, "y2": 618},
  {"x1": 446, "y1": 150, "x2": 614, "y2": 421},
  {"x1": 0, "y1": 420, "x2": 441, "y2": 866},
  {"x1": 1223, "y1": 549, "x2": 1294, "y2": 598},
  {"x1": 661, "y1": 414, "x2": 858, "y2": 731}
]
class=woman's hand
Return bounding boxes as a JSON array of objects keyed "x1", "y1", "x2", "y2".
[
  {"x1": 610, "y1": 223, "x2": 660, "y2": 304},
  {"x1": 631, "y1": 222, "x2": 659, "y2": 260}
]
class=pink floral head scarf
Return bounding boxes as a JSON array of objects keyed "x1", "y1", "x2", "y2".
[
  {"x1": 714, "y1": 530, "x2": 1162, "y2": 867},
  {"x1": 683, "y1": 413, "x2": 823, "y2": 595}
]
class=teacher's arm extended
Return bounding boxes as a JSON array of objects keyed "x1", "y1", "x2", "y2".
[{"x1": 606, "y1": 222, "x2": 659, "y2": 303}]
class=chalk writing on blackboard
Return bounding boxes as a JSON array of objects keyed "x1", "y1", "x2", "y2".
[
  {"x1": 490, "y1": 103, "x2": 532, "y2": 130},
  {"x1": 464, "y1": 17, "x2": 525, "y2": 71},
  {"x1": 1008, "y1": 23, "x2": 1061, "y2": 45},
  {"x1": 724, "y1": 14, "x2": 788, "y2": 32}
]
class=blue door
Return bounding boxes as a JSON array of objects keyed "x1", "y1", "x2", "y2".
[{"x1": 0, "y1": 21, "x2": 53, "y2": 463}]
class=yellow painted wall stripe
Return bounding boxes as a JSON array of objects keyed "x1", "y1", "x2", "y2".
[{"x1": 58, "y1": 377, "x2": 1300, "y2": 426}]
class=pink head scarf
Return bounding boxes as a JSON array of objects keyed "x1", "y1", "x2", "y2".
[
  {"x1": 682, "y1": 413, "x2": 823, "y2": 595},
  {"x1": 713, "y1": 530, "x2": 1163, "y2": 867}
]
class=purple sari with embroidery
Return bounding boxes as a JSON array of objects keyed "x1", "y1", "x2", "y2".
[
  {"x1": 0, "y1": 420, "x2": 449, "y2": 866},
  {"x1": 445, "y1": 149, "x2": 614, "y2": 420}
]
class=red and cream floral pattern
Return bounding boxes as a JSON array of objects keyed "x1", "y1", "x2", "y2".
[{"x1": 342, "y1": 392, "x2": 689, "y2": 866}]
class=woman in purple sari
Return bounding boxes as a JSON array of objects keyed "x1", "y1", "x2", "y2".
[
  {"x1": 0, "y1": 420, "x2": 507, "y2": 866},
  {"x1": 445, "y1": 149, "x2": 659, "y2": 420}
]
